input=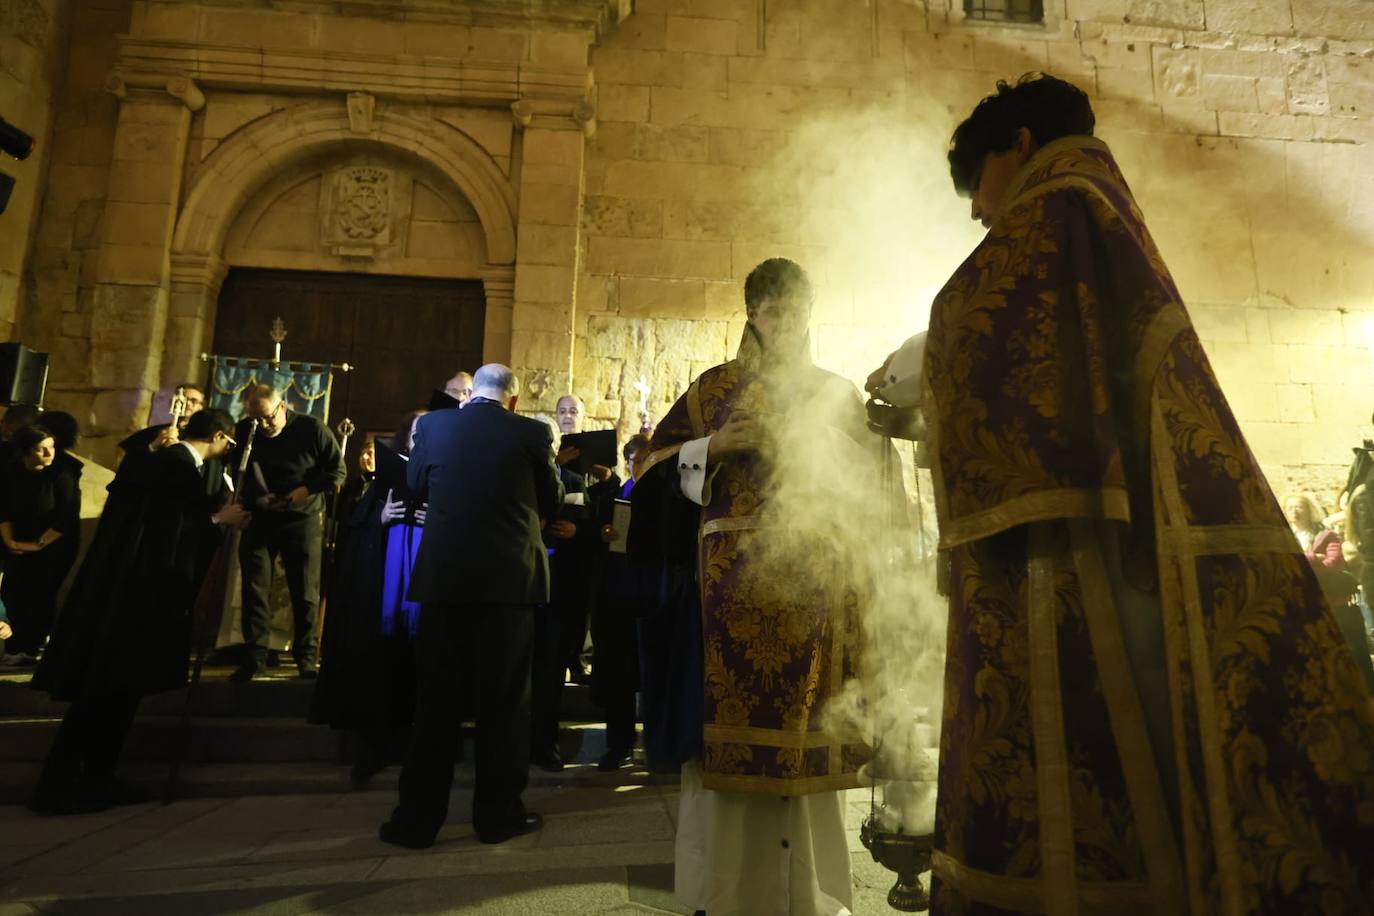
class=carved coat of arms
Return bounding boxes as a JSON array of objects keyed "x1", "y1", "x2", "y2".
[{"x1": 329, "y1": 167, "x2": 392, "y2": 247}]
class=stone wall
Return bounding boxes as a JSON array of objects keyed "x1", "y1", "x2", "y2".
[
  {"x1": 0, "y1": 0, "x2": 69, "y2": 337},
  {"x1": 9, "y1": 0, "x2": 1374, "y2": 502},
  {"x1": 578, "y1": 0, "x2": 1374, "y2": 505}
]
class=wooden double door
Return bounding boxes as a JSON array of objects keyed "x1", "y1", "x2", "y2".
[{"x1": 213, "y1": 268, "x2": 486, "y2": 452}]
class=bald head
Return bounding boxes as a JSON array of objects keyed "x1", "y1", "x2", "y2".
[
  {"x1": 472, "y1": 364, "x2": 519, "y2": 409},
  {"x1": 555, "y1": 394, "x2": 584, "y2": 434},
  {"x1": 445, "y1": 371, "x2": 474, "y2": 406}
]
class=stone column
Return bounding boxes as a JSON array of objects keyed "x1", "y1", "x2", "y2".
[
  {"x1": 166, "y1": 252, "x2": 228, "y2": 390},
  {"x1": 509, "y1": 116, "x2": 587, "y2": 413},
  {"x1": 87, "y1": 76, "x2": 197, "y2": 460},
  {"x1": 480, "y1": 265, "x2": 515, "y2": 364}
]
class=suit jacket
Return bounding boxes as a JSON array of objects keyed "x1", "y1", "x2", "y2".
[{"x1": 406, "y1": 400, "x2": 562, "y2": 606}]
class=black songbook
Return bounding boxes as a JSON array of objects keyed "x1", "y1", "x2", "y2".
[
  {"x1": 428, "y1": 388, "x2": 461, "y2": 411},
  {"x1": 373, "y1": 439, "x2": 413, "y2": 500},
  {"x1": 560, "y1": 429, "x2": 617, "y2": 474}
]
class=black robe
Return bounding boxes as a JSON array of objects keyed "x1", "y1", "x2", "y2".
[
  {"x1": 626, "y1": 457, "x2": 704, "y2": 772},
  {"x1": 308, "y1": 477, "x2": 417, "y2": 730},
  {"x1": 32, "y1": 445, "x2": 226, "y2": 701}
]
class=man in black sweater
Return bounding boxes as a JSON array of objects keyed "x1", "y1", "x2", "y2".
[
  {"x1": 231, "y1": 385, "x2": 345, "y2": 681},
  {"x1": 379, "y1": 363, "x2": 562, "y2": 849}
]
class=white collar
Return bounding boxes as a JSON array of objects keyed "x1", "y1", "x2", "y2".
[{"x1": 177, "y1": 440, "x2": 204, "y2": 469}]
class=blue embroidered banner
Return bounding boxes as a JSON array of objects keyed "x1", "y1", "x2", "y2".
[{"x1": 208, "y1": 358, "x2": 333, "y2": 422}]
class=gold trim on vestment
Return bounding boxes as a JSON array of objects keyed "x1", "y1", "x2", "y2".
[
  {"x1": 687, "y1": 375, "x2": 705, "y2": 440},
  {"x1": 939, "y1": 488, "x2": 1131, "y2": 550},
  {"x1": 1068, "y1": 519, "x2": 1188, "y2": 914},
  {"x1": 1150, "y1": 400, "x2": 1246, "y2": 916},
  {"x1": 700, "y1": 516, "x2": 760, "y2": 538},
  {"x1": 1027, "y1": 523, "x2": 1080, "y2": 916},
  {"x1": 1169, "y1": 524, "x2": 1297, "y2": 557},
  {"x1": 1132, "y1": 306, "x2": 1192, "y2": 439},
  {"x1": 998, "y1": 135, "x2": 1112, "y2": 213},
  {"x1": 638, "y1": 442, "x2": 685, "y2": 479},
  {"x1": 700, "y1": 768, "x2": 863, "y2": 796},
  {"x1": 931, "y1": 850, "x2": 1160, "y2": 915},
  {"x1": 704, "y1": 724, "x2": 859, "y2": 749}
]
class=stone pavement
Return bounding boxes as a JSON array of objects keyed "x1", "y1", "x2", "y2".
[{"x1": 0, "y1": 780, "x2": 909, "y2": 914}]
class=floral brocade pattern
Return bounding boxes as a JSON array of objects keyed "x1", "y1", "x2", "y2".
[
  {"x1": 927, "y1": 138, "x2": 1374, "y2": 914},
  {"x1": 646, "y1": 357, "x2": 876, "y2": 794}
]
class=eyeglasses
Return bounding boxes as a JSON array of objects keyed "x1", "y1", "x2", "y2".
[{"x1": 222, "y1": 434, "x2": 237, "y2": 448}]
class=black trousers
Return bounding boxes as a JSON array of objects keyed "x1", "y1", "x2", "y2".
[
  {"x1": 393, "y1": 603, "x2": 533, "y2": 839},
  {"x1": 36, "y1": 689, "x2": 142, "y2": 795},
  {"x1": 530, "y1": 604, "x2": 563, "y2": 755},
  {"x1": 239, "y1": 511, "x2": 323, "y2": 663}
]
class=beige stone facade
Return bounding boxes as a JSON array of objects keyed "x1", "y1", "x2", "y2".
[{"x1": 8, "y1": 0, "x2": 1374, "y2": 501}]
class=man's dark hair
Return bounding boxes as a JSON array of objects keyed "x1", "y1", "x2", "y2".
[
  {"x1": 184, "y1": 407, "x2": 235, "y2": 441},
  {"x1": 11, "y1": 423, "x2": 53, "y2": 457},
  {"x1": 624, "y1": 433, "x2": 650, "y2": 460},
  {"x1": 177, "y1": 382, "x2": 204, "y2": 396},
  {"x1": 39, "y1": 410, "x2": 79, "y2": 451},
  {"x1": 744, "y1": 258, "x2": 813, "y2": 312},
  {"x1": 1, "y1": 403, "x2": 39, "y2": 433},
  {"x1": 948, "y1": 73, "x2": 1096, "y2": 194}
]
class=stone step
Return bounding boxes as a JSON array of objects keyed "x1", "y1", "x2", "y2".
[
  {"x1": 0, "y1": 670, "x2": 606, "y2": 720},
  {"x1": 0, "y1": 727, "x2": 668, "y2": 804}
]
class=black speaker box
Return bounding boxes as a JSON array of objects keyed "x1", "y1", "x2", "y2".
[{"x1": 0, "y1": 342, "x2": 49, "y2": 406}]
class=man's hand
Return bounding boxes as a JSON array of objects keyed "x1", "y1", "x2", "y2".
[
  {"x1": 708, "y1": 412, "x2": 764, "y2": 460},
  {"x1": 589, "y1": 464, "x2": 613, "y2": 482},
  {"x1": 213, "y1": 503, "x2": 252, "y2": 528},
  {"x1": 549, "y1": 520, "x2": 577, "y2": 540},
  {"x1": 866, "y1": 349, "x2": 898, "y2": 396},
  {"x1": 152, "y1": 426, "x2": 180, "y2": 451},
  {"x1": 380, "y1": 489, "x2": 405, "y2": 524},
  {"x1": 556, "y1": 445, "x2": 581, "y2": 467},
  {"x1": 5, "y1": 540, "x2": 39, "y2": 554},
  {"x1": 0, "y1": 620, "x2": 12, "y2": 641},
  {"x1": 285, "y1": 485, "x2": 311, "y2": 508},
  {"x1": 413, "y1": 505, "x2": 427, "y2": 527}
]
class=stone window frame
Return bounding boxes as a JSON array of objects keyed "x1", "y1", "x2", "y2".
[
  {"x1": 950, "y1": 0, "x2": 1060, "y2": 33},
  {"x1": 961, "y1": 0, "x2": 1044, "y2": 25}
]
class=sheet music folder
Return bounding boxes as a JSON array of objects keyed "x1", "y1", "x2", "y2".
[{"x1": 560, "y1": 429, "x2": 617, "y2": 474}]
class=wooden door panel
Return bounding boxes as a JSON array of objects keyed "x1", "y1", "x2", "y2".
[{"x1": 213, "y1": 268, "x2": 485, "y2": 450}]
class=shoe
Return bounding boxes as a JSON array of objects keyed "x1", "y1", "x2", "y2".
[
  {"x1": 296, "y1": 659, "x2": 318, "y2": 680},
  {"x1": 230, "y1": 659, "x2": 264, "y2": 682},
  {"x1": 597, "y1": 748, "x2": 632, "y2": 772},
  {"x1": 476, "y1": 812, "x2": 543, "y2": 844},
  {"x1": 378, "y1": 820, "x2": 434, "y2": 850},
  {"x1": 531, "y1": 749, "x2": 564, "y2": 772}
]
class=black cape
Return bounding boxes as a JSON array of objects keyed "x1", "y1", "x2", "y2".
[
  {"x1": 308, "y1": 477, "x2": 417, "y2": 730},
  {"x1": 33, "y1": 445, "x2": 226, "y2": 701}
]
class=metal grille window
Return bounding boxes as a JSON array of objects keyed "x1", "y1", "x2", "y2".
[{"x1": 963, "y1": 0, "x2": 1044, "y2": 23}]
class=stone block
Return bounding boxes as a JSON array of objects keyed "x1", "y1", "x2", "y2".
[
  {"x1": 1201, "y1": 74, "x2": 1259, "y2": 111},
  {"x1": 1066, "y1": 0, "x2": 1129, "y2": 22},
  {"x1": 529, "y1": 29, "x2": 592, "y2": 69},
  {"x1": 609, "y1": 12, "x2": 667, "y2": 50},
  {"x1": 583, "y1": 196, "x2": 664, "y2": 239},
  {"x1": 112, "y1": 121, "x2": 185, "y2": 166},
  {"x1": 94, "y1": 243, "x2": 166, "y2": 285},
  {"x1": 707, "y1": 127, "x2": 787, "y2": 166},
  {"x1": 511, "y1": 328, "x2": 574, "y2": 372},
  {"x1": 514, "y1": 264, "x2": 577, "y2": 304},
  {"x1": 585, "y1": 237, "x2": 732, "y2": 280},
  {"x1": 1153, "y1": 47, "x2": 1201, "y2": 98},
  {"x1": 703, "y1": 279, "x2": 742, "y2": 320},
  {"x1": 905, "y1": 30, "x2": 975, "y2": 71},
  {"x1": 1268, "y1": 309, "x2": 1345, "y2": 348},
  {"x1": 665, "y1": 16, "x2": 737, "y2": 55},
  {"x1": 655, "y1": 317, "x2": 729, "y2": 366},
  {"x1": 1224, "y1": 382, "x2": 1282, "y2": 423},
  {"x1": 517, "y1": 223, "x2": 580, "y2": 268},
  {"x1": 619, "y1": 277, "x2": 706, "y2": 319},
  {"x1": 648, "y1": 86, "x2": 730, "y2": 128},
  {"x1": 586, "y1": 315, "x2": 655, "y2": 360},
  {"x1": 1159, "y1": 102, "x2": 1218, "y2": 134},
  {"x1": 1204, "y1": 0, "x2": 1292, "y2": 35},
  {"x1": 1290, "y1": 3, "x2": 1374, "y2": 42},
  {"x1": 764, "y1": 20, "x2": 802, "y2": 58},
  {"x1": 519, "y1": 183, "x2": 583, "y2": 227},
  {"x1": 104, "y1": 159, "x2": 178, "y2": 206},
  {"x1": 91, "y1": 345, "x2": 159, "y2": 390},
  {"x1": 970, "y1": 36, "x2": 1050, "y2": 73},
  {"x1": 102, "y1": 200, "x2": 174, "y2": 246},
  {"x1": 1218, "y1": 111, "x2": 1314, "y2": 141},
  {"x1": 522, "y1": 129, "x2": 586, "y2": 166},
  {"x1": 1255, "y1": 78, "x2": 1288, "y2": 115},
  {"x1": 203, "y1": 8, "x2": 313, "y2": 51},
  {"x1": 576, "y1": 273, "x2": 616, "y2": 314},
  {"x1": 1190, "y1": 304, "x2": 1249, "y2": 343},
  {"x1": 1097, "y1": 66, "x2": 1158, "y2": 101},
  {"x1": 512, "y1": 301, "x2": 573, "y2": 333},
  {"x1": 1286, "y1": 56, "x2": 1330, "y2": 115},
  {"x1": 1125, "y1": 0, "x2": 1203, "y2": 29},
  {"x1": 1275, "y1": 383, "x2": 1315, "y2": 424},
  {"x1": 598, "y1": 84, "x2": 652, "y2": 123},
  {"x1": 52, "y1": 124, "x2": 115, "y2": 167}
]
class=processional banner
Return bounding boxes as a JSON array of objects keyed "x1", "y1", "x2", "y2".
[{"x1": 208, "y1": 358, "x2": 333, "y2": 422}]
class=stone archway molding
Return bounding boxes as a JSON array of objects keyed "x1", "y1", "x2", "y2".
[{"x1": 171, "y1": 98, "x2": 518, "y2": 267}]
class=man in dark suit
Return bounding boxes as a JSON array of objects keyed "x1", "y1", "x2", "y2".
[
  {"x1": 379, "y1": 363, "x2": 562, "y2": 849},
  {"x1": 29, "y1": 408, "x2": 248, "y2": 814}
]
